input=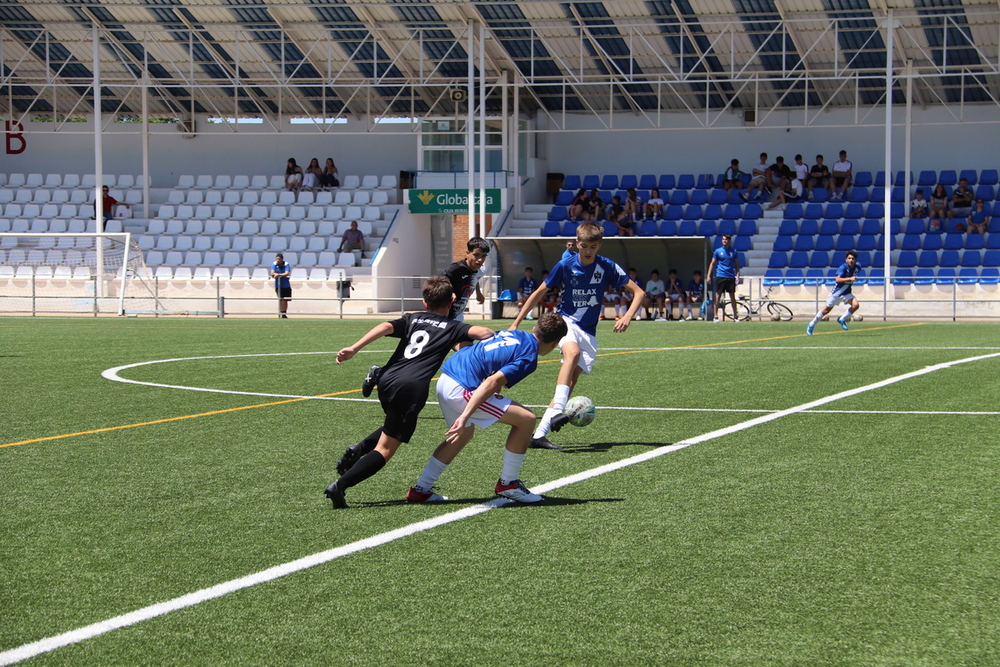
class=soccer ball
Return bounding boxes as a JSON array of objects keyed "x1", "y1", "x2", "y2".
[
  {"x1": 563, "y1": 396, "x2": 596, "y2": 427},
  {"x1": 854, "y1": 314, "x2": 863, "y2": 322}
]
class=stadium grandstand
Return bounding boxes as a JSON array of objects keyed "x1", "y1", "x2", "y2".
[{"x1": 2, "y1": 0, "x2": 1000, "y2": 318}]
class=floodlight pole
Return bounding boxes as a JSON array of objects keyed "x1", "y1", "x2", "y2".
[{"x1": 882, "y1": 11, "x2": 895, "y2": 318}]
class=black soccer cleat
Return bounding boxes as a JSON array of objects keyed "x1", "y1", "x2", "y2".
[
  {"x1": 324, "y1": 480, "x2": 348, "y2": 509},
  {"x1": 530, "y1": 436, "x2": 563, "y2": 450},
  {"x1": 361, "y1": 365, "x2": 381, "y2": 398},
  {"x1": 549, "y1": 413, "x2": 570, "y2": 433},
  {"x1": 336, "y1": 445, "x2": 362, "y2": 476}
]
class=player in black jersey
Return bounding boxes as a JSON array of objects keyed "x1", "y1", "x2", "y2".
[{"x1": 325, "y1": 276, "x2": 493, "y2": 509}]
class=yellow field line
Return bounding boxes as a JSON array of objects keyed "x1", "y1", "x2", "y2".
[{"x1": 1, "y1": 323, "x2": 922, "y2": 449}]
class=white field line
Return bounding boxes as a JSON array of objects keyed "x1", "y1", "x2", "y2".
[{"x1": 5, "y1": 351, "x2": 999, "y2": 665}]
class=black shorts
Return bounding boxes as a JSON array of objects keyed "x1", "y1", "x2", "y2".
[
  {"x1": 715, "y1": 277, "x2": 737, "y2": 295},
  {"x1": 275, "y1": 287, "x2": 292, "y2": 299},
  {"x1": 378, "y1": 378, "x2": 430, "y2": 443},
  {"x1": 833, "y1": 176, "x2": 848, "y2": 187}
]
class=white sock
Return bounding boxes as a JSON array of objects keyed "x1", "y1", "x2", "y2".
[
  {"x1": 414, "y1": 456, "x2": 448, "y2": 491},
  {"x1": 533, "y1": 385, "x2": 571, "y2": 438},
  {"x1": 841, "y1": 308, "x2": 853, "y2": 322},
  {"x1": 500, "y1": 450, "x2": 526, "y2": 484},
  {"x1": 811, "y1": 312, "x2": 823, "y2": 325}
]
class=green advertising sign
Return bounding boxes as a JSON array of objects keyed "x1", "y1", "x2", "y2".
[{"x1": 408, "y1": 188, "x2": 502, "y2": 214}]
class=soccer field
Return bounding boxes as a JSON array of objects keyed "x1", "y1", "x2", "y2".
[{"x1": 2, "y1": 317, "x2": 999, "y2": 666}]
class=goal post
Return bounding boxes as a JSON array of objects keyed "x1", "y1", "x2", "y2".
[{"x1": 0, "y1": 232, "x2": 173, "y2": 316}]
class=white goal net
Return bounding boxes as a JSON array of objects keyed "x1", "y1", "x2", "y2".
[{"x1": 0, "y1": 232, "x2": 184, "y2": 315}]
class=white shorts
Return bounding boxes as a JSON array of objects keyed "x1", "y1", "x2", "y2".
[
  {"x1": 825, "y1": 291, "x2": 856, "y2": 308},
  {"x1": 559, "y1": 319, "x2": 598, "y2": 375},
  {"x1": 436, "y1": 373, "x2": 512, "y2": 430}
]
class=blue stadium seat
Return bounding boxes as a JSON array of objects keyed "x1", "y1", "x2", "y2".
[
  {"x1": 823, "y1": 203, "x2": 844, "y2": 220},
  {"x1": 601, "y1": 175, "x2": 619, "y2": 190},
  {"x1": 856, "y1": 234, "x2": 877, "y2": 251},
  {"x1": 904, "y1": 218, "x2": 925, "y2": 234},
  {"x1": 678, "y1": 220, "x2": 698, "y2": 236},
  {"x1": 959, "y1": 169, "x2": 978, "y2": 186},
  {"x1": 982, "y1": 268, "x2": 1000, "y2": 284},
  {"x1": 555, "y1": 191, "x2": 575, "y2": 206},
  {"x1": 914, "y1": 268, "x2": 936, "y2": 285},
  {"x1": 894, "y1": 268, "x2": 914, "y2": 285},
  {"x1": 890, "y1": 203, "x2": 905, "y2": 219},
  {"x1": 865, "y1": 203, "x2": 884, "y2": 218},
  {"x1": 876, "y1": 234, "x2": 897, "y2": 251},
  {"x1": 778, "y1": 219, "x2": 798, "y2": 236},
  {"x1": 856, "y1": 251, "x2": 872, "y2": 267},
  {"x1": 743, "y1": 203, "x2": 763, "y2": 220},
  {"x1": 669, "y1": 190, "x2": 689, "y2": 206},
  {"x1": 784, "y1": 203, "x2": 804, "y2": 219},
  {"x1": 945, "y1": 219, "x2": 965, "y2": 234},
  {"x1": 939, "y1": 251, "x2": 960, "y2": 268},
  {"x1": 830, "y1": 251, "x2": 846, "y2": 267},
  {"x1": 698, "y1": 220, "x2": 717, "y2": 236},
  {"x1": 809, "y1": 251, "x2": 830, "y2": 268},
  {"x1": 843, "y1": 204, "x2": 865, "y2": 222},
  {"x1": 689, "y1": 190, "x2": 709, "y2": 205},
  {"x1": 638, "y1": 220, "x2": 659, "y2": 237},
  {"x1": 562, "y1": 221, "x2": 579, "y2": 236},
  {"x1": 683, "y1": 205, "x2": 702, "y2": 220},
  {"x1": 874, "y1": 171, "x2": 887, "y2": 187},
  {"x1": 773, "y1": 236, "x2": 793, "y2": 252},
  {"x1": 943, "y1": 233, "x2": 965, "y2": 250},
  {"x1": 768, "y1": 252, "x2": 788, "y2": 269},
  {"x1": 602, "y1": 221, "x2": 618, "y2": 237},
  {"x1": 810, "y1": 187, "x2": 829, "y2": 203},
  {"x1": 563, "y1": 175, "x2": 581, "y2": 191},
  {"x1": 788, "y1": 251, "x2": 809, "y2": 269},
  {"x1": 728, "y1": 190, "x2": 745, "y2": 204},
  {"x1": 897, "y1": 251, "x2": 917, "y2": 268},
  {"x1": 639, "y1": 174, "x2": 657, "y2": 190},
  {"x1": 917, "y1": 170, "x2": 937, "y2": 187},
  {"x1": 965, "y1": 234, "x2": 985, "y2": 250},
  {"x1": 819, "y1": 219, "x2": 840, "y2": 236},
  {"x1": 961, "y1": 250, "x2": 982, "y2": 267},
  {"x1": 599, "y1": 190, "x2": 613, "y2": 204},
  {"x1": 658, "y1": 174, "x2": 676, "y2": 190},
  {"x1": 717, "y1": 220, "x2": 737, "y2": 236},
  {"x1": 793, "y1": 235, "x2": 814, "y2": 252},
  {"x1": 659, "y1": 220, "x2": 677, "y2": 236},
  {"x1": 834, "y1": 233, "x2": 857, "y2": 251},
  {"x1": 548, "y1": 206, "x2": 568, "y2": 221},
  {"x1": 763, "y1": 269, "x2": 784, "y2": 286},
  {"x1": 677, "y1": 174, "x2": 696, "y2": 189},
  {"x1": 799, "y1": 219, "x2": 819, "y2": 236},
  {"x1": 922, "y1": 234, "x2": 942, "y2": 251},
  {"x1": 872, "y1": 252, "x2": 885, "y2": 268},
  {"x1": 976, "y1": 185, "x2": 995, "y2": 201},
  {"x1": 803, "y1": 203, "x2": 823, "y2": 220},
  {"x1": 938, "y1": 170, "x2": 957, "y2": 186},
  {"x1": 737, "y1": 220, "x2": 757, "y2": 236},
  {"x1": 620, "y1": 175, "x2": 637, "y2": 190},
  {"x1": 890, "y1": 186, "x2": 906, "y2": 203},
  {"x1": 709, "y1": 189, "x2": 728, "y2": 205},
  {"x1": 867, "y1": 268, "x2": 886, "y2": 285},
  {"x1": 734, "y1": 236, "x2": 752, "y2": 252},
  {"x1": 804, "y1": 269, "x2": 827, "y2": 286},
  {"x1": 703, "y1": 204, "x2": 722, "y2": 221},
  {"x1": 853, "y1": 171, "x2": 873, "y2": 188},
  {"x1": 894, "y1": 171, "x2": 913, "y2": 187},
  {"x1": 541, "y1": 221, "x2": 561, "y2": 236},
  {"x1": 783, "y1": 269, "x2": 804, "y2": 286},
  {"x1": 848, "y1": 187, "x2": 869, "y2": 203},
  {"x1": 663, "y1": 205, "x2": 683, "y2": 221},
  {"x1": 957, "y1": 268, "x2": 979, "y2": 284},
  {"x1": 722, "y1": 203, "x2": 743, "y2": 220},
  {"x1": 840, "y1": 218, "x2": 861, "y2": 235},
  {"x1": 917, "y1": 251, "x2": 938, "y2": 267},
  {"x1": 582, "y1": 175, "x2": 600, "y2": 190},
  {"x1": 901, "y1": 234, "x2": 922, "y2": 251},
  {"x1": 696, "y1": 174, "x2": 714, "y2": 189},
  {"x1": 980, "y1": 169, "x2": 999, "y2": 186}
]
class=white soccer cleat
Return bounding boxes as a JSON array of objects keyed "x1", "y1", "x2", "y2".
[{"x1": 495, "y1": 479, "x2": 543, "y2": 503}]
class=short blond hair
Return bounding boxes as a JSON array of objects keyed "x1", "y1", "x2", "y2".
[{"x1": 576, "y1": 222, "x2": 604, "y2": 243}]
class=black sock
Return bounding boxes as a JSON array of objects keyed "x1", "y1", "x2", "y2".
[
  {"x1": 338, "y1": 451, "x2": 386, "y2": 489},
  {"x1": 354, "y1": 428, "x2": 382, "y2": 456}
]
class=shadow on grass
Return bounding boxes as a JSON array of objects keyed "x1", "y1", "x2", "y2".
[
  {"x1": 342, "y1": 496, "x2": 626, "y2": 509},
  {"x1": 556, "y1": 441, "x2": 671, "y2": 454}
]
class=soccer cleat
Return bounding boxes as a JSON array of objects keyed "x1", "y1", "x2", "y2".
[
  {"x1": 405, "y1": 487, "x2": 449, "y2": 503},
  {"x1": 738, "y1": 192, "x2": 748, "y2": 202},
  {"x1": 336, "y1": 445, "x2": 362, "y2": 476},
  {"x1": 530, "y1": 436, "x2": 563, "y2": 450},
  {"x1": 807, "y1": 322, "x2": 815, "y2": 336},
  {"x1": 324, "y1": 481, "x2": 348, "y2": 509},
  {"x1": 495, "y1": 479, "x2": 543, "y2": 503},
  {"x1": 549, "y1": 413, "x2": 570, "y2": 433},
  {"x1": 361, "y1": 364, "x2": 381, "y2": 398},
  {"x1": 837, "y1": 317, "x2": 849, "y2": 331}
]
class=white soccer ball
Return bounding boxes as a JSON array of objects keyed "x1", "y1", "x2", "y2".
[
  {"x1": 563, "y1": 396, "x2": 596, "y2": 427},
  {"x1": 854, "y1": 314, "x2": 864, "y2": 322}
]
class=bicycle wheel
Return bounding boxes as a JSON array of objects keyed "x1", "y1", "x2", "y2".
[
  {"x1": 766, "y1": 302, "x2": 794, "y2": 321},
  {"x1": 718, "y1": 299, "x2": 752, "y2": 321}
]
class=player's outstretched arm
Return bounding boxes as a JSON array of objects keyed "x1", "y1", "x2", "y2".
[
  {"x1": 445, "y1": 371, "x2": 507, "y2": 444},
  {"x1": 613, "y1": 280, "x2": 645, "y2": 332},
  {"x1": 468, "y1": 325, "x2": 495, "y2": 340},
  {"x1": 336, "y1": 321, "x2": 394, "y2": 364},
  {"x1": 509, "y1": 282, "x2": 549, "y2": 330}
]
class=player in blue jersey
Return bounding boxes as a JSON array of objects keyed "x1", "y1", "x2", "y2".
[
  {"x1": 807, "y1": 250, "x2": 860, "y2": 335},
  {"x1": 407, "y1": 312, "x2": 568, "y2": 503},
  {"x1": 707, "y1": 234, "x2": 741, "y2": 322},
  {"x1": 509, "y1": 221, "x2": 645, "y2": 449}
]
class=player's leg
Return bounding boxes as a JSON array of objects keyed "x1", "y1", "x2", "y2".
[
  {"x1": 494, "y1": 402, "x2": 544, "y2": 502},
  {"x1": 808, "y1": 297, "x2": 837, "y2": 335},
  {"x1": 336, "y1": 427, "x2": 382, "y2": 475},
  {"x1": 838, "y1": 296, "x2": 860, "y2": 329},
  {"x1": 324, "y1": 431, "x2": 402, "y2": 509}
]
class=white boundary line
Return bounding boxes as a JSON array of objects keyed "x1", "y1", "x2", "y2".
[{"x1": 5, "y1": 350, "x2": 1000, "y2": 665}]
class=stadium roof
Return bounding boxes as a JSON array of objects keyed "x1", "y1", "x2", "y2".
[{"x1": 2, "y1": 0, "x2": 999, "y2": 124}]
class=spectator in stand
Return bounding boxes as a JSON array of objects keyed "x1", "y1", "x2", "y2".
[
  {"x1": 320, "y1": 157, "x2": 340, "y2": 189},
  {"x1": 586, "y1": 188, "x2": 605, "y2": 221},
  {"x1": 740, "y1": 153, "x2": 771, "y2": 202},
  {"x1": 337, "y1": 220, "x2": 365, "y2": 258},
  {"x1": 644, "y1": 270, "x2": 666, "y2": 320},
  {"x1": 792, "y1": 155, "x2": 809, "y2": 187},
  {"x1": 517, "y1": 267, "x2": 539, "y2": 320},
  {"x1": 95, "y1": 185, "x2": 129, "y2": 229},
  {"x1": 624, "y1": 188, "x2": 643, "y2": 222},
  {"x1": 768, "y1": 174, "x2": 804, "y2": 210},
  {"x1": 644, "y1": 187, "x2": 665, "y2": 220},
  {"x1": 807, "y1": 154, "x2": 831, "y2": 199},
  {"x1": 768, "y1": 156, "x2": 792, "y2": 197},
  {"x1": 910, "y1": 189, "x2": 928, "y2": 219},
  {"x1": 602, "y1": 284, "x2": 619, "y2": 321},
  {"x1": 540, "y1": 270, "x2": 559, "y2": 313},
  {"x1": 967, "y1": 199, "x2": 991, "y2": 235},
  {"x1": 609, "y1": 195, "x2": 634, "y2": 236},
  {"x1": 721, "y1": 159, "x2": 746, "y2": 191},
  {"x1": 623, "y1": 267, "x2": 644, "y2": 320},
  {"x1": 664, "y1": 269, "x2": 687, "y2": 321},
  {"x1": 830, "y1": 150, "x2": 852, "y2": 200},
  {"x1": 929, "y1": 184, "x2": 949, "y2": 225},
  {"x1": 949, "y1": 178, "x2": 974, "y2": 219},
  {"x1": 284, "y1": 158, "x2": 303, "y2": 191},
  {"x1": 568, "y1": 188, "x2": 589, "y2": 222},
  {"x1": 685, "y1": 270, "x2": 706, "y2": 320},
  {"x1": 302, "y1": 157, "x2": 322, "y2": 190}
]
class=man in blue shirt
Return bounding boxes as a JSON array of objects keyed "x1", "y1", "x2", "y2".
[
  {"x1": 807, "y1": 250, "x2": 860, "y2": 335},
  {"x1": 407, "y1": 312, "x2": 568, "y2": 503},
  {"x1": 707, "y1": 234, "x2": 741, "y2": 322},
  {"x1": 509, "y1": 222, "x2": 645, "y2": 449},
  {"x1": 516, "y1": 267, "x2": 539, "y2": 320},
  {"x1": 270, "y1": 253, "x2": 292, "y2": 318}
]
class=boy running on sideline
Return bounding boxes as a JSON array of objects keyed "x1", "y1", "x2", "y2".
[
  {"x1": 325, "y1": 276, "x2": 493, "y2": 509},
  {"x1": 509, "y1": 222, "x2": 644, "y2": 450},
  {"x1": 407, "y1": 313, "x2": 568, "y2": 504},
  {"x1": 807, "y1": 250, "x2": 861, "y2": 335}
]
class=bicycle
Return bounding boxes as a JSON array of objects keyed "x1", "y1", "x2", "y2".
[{"x1": 717, "y1": 284, "x2": 794, "y2": 322}]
